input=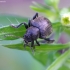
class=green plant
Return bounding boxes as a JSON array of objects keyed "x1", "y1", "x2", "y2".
[{"x1": 0, "y1": 0, "x2": 70, "y2": 70}]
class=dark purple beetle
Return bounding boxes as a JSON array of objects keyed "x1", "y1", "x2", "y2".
[{"x1": 11, "y1": 13, "x2": 54, "y2": 51}]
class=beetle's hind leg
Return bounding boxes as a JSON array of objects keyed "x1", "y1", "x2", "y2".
[
  {"x1": 44, "y1": 38, "x2": 54, "y2": 43},
  {"x1": 32, "y1": 13, "x2": 38, "y2": 20},
  {"x1": 36, "y1": 40, "x2": 40, "y2": 46},
  {"x1": 11, "y1": 22, "x2": 28, "y2": 29}
]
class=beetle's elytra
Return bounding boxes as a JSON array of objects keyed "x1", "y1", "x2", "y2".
[{"x1": 11, "y1": 13, "x2": 54, "y2": 51}]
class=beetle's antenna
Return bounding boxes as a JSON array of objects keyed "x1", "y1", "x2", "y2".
[
  {"x1": 15, "y1": 18, "x2": 20, "y2": 24},
  {"x1": 7, "y1": 18, "x2": 13, "y2": 24}
]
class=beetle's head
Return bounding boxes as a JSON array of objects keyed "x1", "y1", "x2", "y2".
[
  {"x1": 24, "y1": 34, "x2": 32, "y2": 44},
  {"x1": 24, "y1": 34, "x2": 28, "y2": 44}
]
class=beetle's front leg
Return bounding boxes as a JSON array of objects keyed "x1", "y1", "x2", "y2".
[
  {"x1": 24, "y1": 44, "x2": 27, "y2": 50},
  {"x1": 24, "y1": 39, "x2": 30, "y2": 50},
  {"x1": 32, "y1": 13, "x2": 38, "y2": 20},
  {"x1": 30, "y1": 40, "x2": 35, "y2": 53},
  {"x1": 11, "y1": 22, "x2": 28, "y2": 29}
]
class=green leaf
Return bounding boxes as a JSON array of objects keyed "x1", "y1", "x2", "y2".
[
  {"x1": 0, "y1": 46, "x2": 45, "y2": 70},
  {"x1": 52, "y1": 22, "x2": 61, "y2": 28},
  {"x1": 2, "y1": 42, "x2": 70, "y2": 66},
  {"x1": 53, "y1": 22, "x2": 70, "y2": 36},
  {"x1": 0, "y1": 15, "x2": 28, "y2": 40},
  {"x1": 32, "y1": 51, "x2": 58, "y2": 66},
  {"x1": 31, "y1": 1, "x2": 50, "y2": 10},
  {"x1": 30, "y1": 1, "x2": 60, "y2": 22},
  {"x1": 0, "y1": 38, "x2": 22, "y2": 45},
  {"x1": 30, "y1": 1, "x2": 57, "y2": 22},
  {"x1": 52, "y1": 22, "x2": 62, "y2": 42},
  {"x1": 30, "y1": 6, "x2": 48, "y2": 13},
  {"x1": 2, "y1": 41, "x2": 70, "y2": 52},
  {"x1": 47, "y1": 49, "x2": 70, "y2": 70},
  {"x1": 0, "y1": 14, "x2": 28, "y2": 26},
  {"x1": 0, "y1": 25, "x2": 26, "y2": 40},
  {"x1": 63, "y1": 27, "x2": 70, "y2": 35},
  {"x1": 44, "y1": 0, "x2": 59, "y2": 10},
  {"x1": 58, "y1": 64, "x2": 70, "y2": 70},
  {"x1": 63, "y1": 59, "x2": 70, "y2": 69},
  {"x1": 30, "y1": 1, "x2": 53, "y2": 13},
  {"x1": 30, "y1": 5, "x2": 56, "y2": 22},
  {"x1": 0, "y1": 15, "x2": 45, "y2": 40}
]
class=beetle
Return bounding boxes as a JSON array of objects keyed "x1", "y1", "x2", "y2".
[{"x1": 11, "y1": 13, "x2": 54, "y2": 51}]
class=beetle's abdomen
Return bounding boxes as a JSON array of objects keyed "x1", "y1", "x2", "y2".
[
  {"x1": 39, "y1": 25, "x2": 52, "y2": 38},
  {"x1": 31, "y1": 16, "x2": 52, "y2": 38}
]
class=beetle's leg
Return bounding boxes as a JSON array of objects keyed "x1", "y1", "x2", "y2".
[
  {"x1": 27, "y1": 13, "x2": 38, "y2": 27},
  {"x1": 23, "y1": 40, "x2": 27, "y2": 50},
  {"x1": 24, "y1": 44, "x2": 30, "y2": 49},
  {"x1": 28, "y1": 20, "x2": 31, "y2": 27},
  {"x1": 24, "y1": 44, "x2": 26, "y2": 50},
  {"x1": 32, "y1": 13, "x2": 38, "y2": 20},
  {"x1": 44, "y1": 38, "x2": 54, "y2": 43},
  {"x1": 30, "y1": 34, "x2": 36, "y2": 52},
  {"x1": 11, "y1": 22, "x2": 28, "y2": 29},
  {"x1": 24, "y1": 39, "x2": 30, "y2": 50},
  {"x1": 30, "y1": 40, "x2": 35, "y2": 53},
  {"x1": 36, "y1": 40, "x2": 40, "y2": 46}
]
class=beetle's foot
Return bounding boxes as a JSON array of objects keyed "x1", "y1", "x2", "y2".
[
  {"x1": 11, "y1": 24, "x2": 14, "y2": 26},
  {"x1": 11, "y1": 24, "x2": 16, "y2": 28},
  {"x1": 47, "y1": 40, "x2": 54, "y2": 43},
  {"x1": 30, "y1": 46, "x2": 35, "y2": 54},
  {"x1": 33, "y1": 46, "x2": 36, "y2": 51},
  {"x1": 24, "y1": 44, "x2": 26, "y2": 50},
  {"x1": 32, "y1": 49, "x2": 35, "y2": 55}
]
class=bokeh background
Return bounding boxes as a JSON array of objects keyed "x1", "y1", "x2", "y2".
[{"x1": 0, "y1": 0, "x2": 70, "y2": 17}]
